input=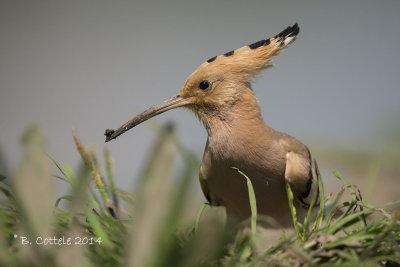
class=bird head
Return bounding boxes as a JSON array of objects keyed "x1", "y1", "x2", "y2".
[{"x1": 105, "y1": 23, "x2": 299, "y2": 142}]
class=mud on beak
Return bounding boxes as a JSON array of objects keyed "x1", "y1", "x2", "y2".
[{"x1": 105, "y1": 95, "x2": 193, "y2": 142}]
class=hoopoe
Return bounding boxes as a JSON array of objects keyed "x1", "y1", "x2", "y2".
[{"x1": 105, "y1": 23, "x2": 321, "y2": 228}]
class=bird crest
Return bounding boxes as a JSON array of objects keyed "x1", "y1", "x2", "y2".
[{"x1": 200, "y1": 23, "x2": 299, "y2": 82}]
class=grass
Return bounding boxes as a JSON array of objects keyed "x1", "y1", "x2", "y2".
[{"x1": 0, "y1": 124, "x2": 399, "y2": 266}]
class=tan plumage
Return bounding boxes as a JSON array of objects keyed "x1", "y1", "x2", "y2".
[{"x1": 105, "y1": 23, "x2": 321, "y2": 228}]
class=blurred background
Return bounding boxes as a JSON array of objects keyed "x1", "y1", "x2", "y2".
[{"x1": 0, "y1": 0, "x2": 399, "y2": 206}]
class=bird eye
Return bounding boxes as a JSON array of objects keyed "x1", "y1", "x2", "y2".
[{"x1": 199, "y1": 80, "x2": 210, "y2": 90}]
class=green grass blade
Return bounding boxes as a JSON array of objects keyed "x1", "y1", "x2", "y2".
[
  {"x1": 73, "y1": 130, "x2": 110, "y2": 204},
  {"x1": 334, "y1": 171, "x2": 367, "y2": 226},
  {"x1": 67, "y1": 164, "x2": 92, "y2": 216},
  {"x1": 285, "y1": 179, "x2": 304, "y2": 242},
  {"x1": 325, "y1": 233, "x2": 375, "y2": 249},
  {"x1": 311, "y1": 175, "x2": 326, "y2": 234},
  {"x1": 104, "y1": 148, "x2": 118, "y2": 216},
  {"x1": 232, "y1": 167, "x2": 257, "y2": 238},
  {"x1": 327, "y1": 210, "x2": 373, "y2": 235},
  {"x1": 0, "y1": 185, "x2": 14, "y2": 202},
  {"x1": 62, "y1": 164, "x2": 76, "y2": 187},
  {"x1": 358, "y1": 201, "x2": 392, "y2": 220},
  {"x1": 334, "y1": 171, "x2": 356, "y2": 202},
  {"x1": 324, "y1": 188, "x2": 345, "y2": 225},
  {"x1": 303, "y1": 185, "x2": 319, "y2": 237},
  {"x1": 47, "y1": 153, "x2": 73, "y2": 185},
  {"x1": 85, "y1": 207, "x2": 113, "y2": 247},
  {"x1": 54, "y1": 195, "x2": 73, "y2": 208},
  {"x1": 54, "y1": 175, "x2": 69, "y2": 183},
  {"x1": 195, "y1": 203, "x2": 207, "y2": 233}
]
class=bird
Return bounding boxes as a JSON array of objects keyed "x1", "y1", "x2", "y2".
[{"x1": 105, "y1": 23, "x2": 321, "y2": 228}]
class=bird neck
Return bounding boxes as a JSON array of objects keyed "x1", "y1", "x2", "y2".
[{"x1": 195, "y1": 89, "x2": 274, "y2": 140}]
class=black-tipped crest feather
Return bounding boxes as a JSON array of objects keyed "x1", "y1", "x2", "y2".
[
  {"x1": 274, "y1": 23, "x2": 299, "y2": 39},
  {"x1": 206, "y1": 23, "x2": 299, "y2": 65}
]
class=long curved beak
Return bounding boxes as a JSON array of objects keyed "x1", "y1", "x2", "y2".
[{"x1": 105, "y1": 95, "x2": 192, "y2": 142}]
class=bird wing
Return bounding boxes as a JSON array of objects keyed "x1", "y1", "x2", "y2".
[{"x1": 284, "y1": 150, "x2": 320, "y2": 208}]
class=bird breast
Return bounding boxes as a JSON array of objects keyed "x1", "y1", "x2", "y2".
[{"x1": 199, "y1": 129, "x2": 292, "y2": 224}]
